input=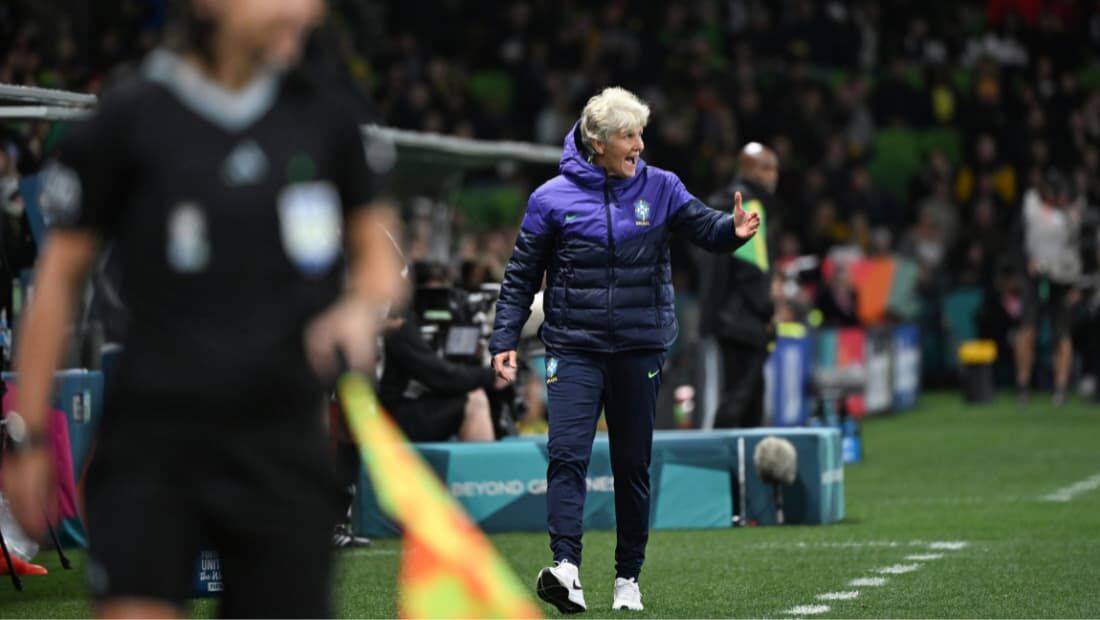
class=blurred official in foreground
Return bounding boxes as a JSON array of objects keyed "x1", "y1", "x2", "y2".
[{"x1": 1, "y1": 0, "x2": 403, "y2": 617}]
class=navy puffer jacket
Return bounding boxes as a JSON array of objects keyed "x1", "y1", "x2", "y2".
[{"x1": 489, "y1": 124, "x2": 747, "y2": 354}]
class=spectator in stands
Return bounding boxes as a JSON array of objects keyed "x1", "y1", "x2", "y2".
[
  {"x1": 955, "y1": 133, "x2": 1018, "y2": 211},
  {"x1": 913, "y1": 180, "x2": 959, "y2": 247},
  {"x1": 377, "y1": 263, "x2": 500, "y2": 443},
  {"x1": 927, "y1": 67, "x2": 961, "y2": 127},
  {"x1": 816, "y1": 264, "x2": 861, "y2": 328},
  {"x1": 843, "y1": 166, "x2": 901, "y2": 235},
  {"x1": 821, "y1": 133, "x2": 853, "y2": 199},
  {"x1": 910, "y1": 149, "x2": 956, "y2": 210},
  {"x1": 1016, "y1": 171, "x2": 1084, "y2": 406},
  {"x1": 836, "y1": 77, "x2": 876, "y2": 156},
  {"x1": 699, "y1": 142, "x2": 779, "y2": 429},
  {"x1": 804, "y1": 199, "x2": 848, "y2": 257},
  {"x1": 949, "y1": 198, "x2": 1005, "y2": 288},
  {"x1": 873, "y1": 58, "x2": 925, "y2": 126},
  {"x1": 490, "y1": 87, "x2": 758, "y2": 613},
  {"x1": 899, "y1": 203, "x2": 950, "y2": 296}
]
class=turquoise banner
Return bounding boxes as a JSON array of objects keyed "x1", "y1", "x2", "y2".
[{"x1": 354, "y1": 428, "x2": 843, "y2": 537}]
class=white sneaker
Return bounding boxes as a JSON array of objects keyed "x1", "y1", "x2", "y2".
[
  {"x1": 536, "y1": 560, "x2": 587, "y2": 613},
  {"x1": 612, "y1": 577, "x2": 643, "y2": 611}
]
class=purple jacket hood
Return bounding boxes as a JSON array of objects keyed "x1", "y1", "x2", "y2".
[{"x1": 560, "y1": 122, "x2": 647, "y2": 191}]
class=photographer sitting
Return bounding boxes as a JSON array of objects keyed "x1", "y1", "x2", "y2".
[{"x1": 378, "y1": 263, "x2": 503, "y2": 442}]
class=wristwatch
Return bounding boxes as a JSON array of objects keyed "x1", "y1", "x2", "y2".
[{"x1": 4, "y1": 411, "x2": 46, "y2": 455}]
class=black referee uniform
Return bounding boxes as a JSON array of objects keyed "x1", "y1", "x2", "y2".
[{"x1": 43, "y1": 49, "x2": 373, "y2": 614}]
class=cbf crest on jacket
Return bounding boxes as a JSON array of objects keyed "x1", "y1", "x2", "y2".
[{"x1": 490, "y1": 124, "x2": 747, "y2": 354}]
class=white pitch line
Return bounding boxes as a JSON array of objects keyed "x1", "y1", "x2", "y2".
[
  {"x1": 877, "y1": 495, "x2": 1023, "y2": 505},
  {"x1": 816, "y1": 591, "x2": 860, "y2": 601},
  {"x1": 848, "y1": 577, "x2": 888, "y2": 587},
  {"x1": 929, "y1": 541, "x2": 969, "y2": 550},
  {"x1": 744, "y1": 539, "x2": 965, "y2": 550},
  {"x1": 877, "y1": 564, "x2": 921, "y2": 575},
  {"x1": 1040, "y1": 472, "x2": 1100, "y2": 502},
  {"x1": 906, "y1": 553, "x2": 945, "y2": 561},
  {"x1": 780, "y1": 539, "x2": 970, "y2": 617},
  {"x1": 786, "y1": 604, "x2": 831, "y2": 615}
]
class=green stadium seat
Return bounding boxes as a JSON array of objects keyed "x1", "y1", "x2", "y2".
[
  {"x1": 467, "y1": 70, "x2": 515, "y2": 110},
  {"x1": 455, "y1": 185, "x2": 526, "y2": 230},
  {"x1": 920, "y1": 127, "x2": 962, "y2": 165},
  {"x1": 867, "y1": 129, "x2": 923, "y2": 201}
]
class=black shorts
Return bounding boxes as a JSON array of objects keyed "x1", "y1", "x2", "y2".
[
  {"x1": 84, "y1": 398, "x2": 342, "y2": 616},
  {"x1": 1021, "y1": 277, "x2": 1073, "y2": 340}
]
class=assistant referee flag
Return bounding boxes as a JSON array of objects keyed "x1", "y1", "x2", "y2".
[{"x1": 338, "y1": 374, "x2": 541, "y2": 619}]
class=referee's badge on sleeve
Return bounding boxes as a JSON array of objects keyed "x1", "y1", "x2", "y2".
[
  {"x1": 38, "y1": 162, "x2": 82, "y2": 226},
  {"x1": 277, "y1": 181, "x2": 342, "y2": 277}
]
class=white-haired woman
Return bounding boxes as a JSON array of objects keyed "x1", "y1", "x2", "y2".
[{"x1": 490, "y1": 86, "x2": 759, "y2": 613}]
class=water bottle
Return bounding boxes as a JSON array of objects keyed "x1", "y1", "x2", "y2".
[{"x1": 673, "y1": 384, "x2": 695, "y2": 428}]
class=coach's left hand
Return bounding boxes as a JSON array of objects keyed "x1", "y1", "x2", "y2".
[
  {"x1": 732, "y1": 191, "x2": 761, "y2": 240},
  {"x1": 492, "y1": 350, "x2": 518, "y2": 385}
]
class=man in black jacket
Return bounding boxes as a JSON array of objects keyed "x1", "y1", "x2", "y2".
[
  {"x1": 379, "y1": 279, "x2": 503, "y2": 442},
  {"x1": 699, "y1": 143, "x2": 779, "y2": 428}
]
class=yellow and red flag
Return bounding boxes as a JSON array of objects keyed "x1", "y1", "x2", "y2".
[{"x1": 338, "y1": 373, "x2": 541, "y2": 619}]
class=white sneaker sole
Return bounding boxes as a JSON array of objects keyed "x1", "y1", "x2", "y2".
[{"x1": 536, "y1": 568, "x2": 587, "y2": 613}]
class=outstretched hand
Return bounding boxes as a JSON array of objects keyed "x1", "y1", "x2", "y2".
[{"x1": 732, "y1": 191, "x2": 761, "y2": 240}]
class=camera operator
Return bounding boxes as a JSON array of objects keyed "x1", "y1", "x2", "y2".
[{"x1": 378, "y1": 263, "x2": 504, "y2": 442}]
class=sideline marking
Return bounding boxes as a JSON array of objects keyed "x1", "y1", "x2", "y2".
[
  {"x1": 906, "y1": 553, "x2": 945, "y2": 561},
  {"x1": 878, "y1": 495, "x2": 1022, "y2": 505},
  {"x1": 877, "y1": 564, "x2": 921, "y2": 575},
  {"x1": 817, "y1": 591, "x2": 859, "y2": 601},
  {"x1": 744, "y1": 539, "x2": 974, "y2": 550},
  {"x1": 929, "y1": 541, "x2": 969, "y2": 550},
  {"x1": 780, "y1": 539, "x2": 971, "y2": 617},
  {"x1": 1040, "y1": 472, "x2": 1100, "y2": 502},
  {"x1": 848, "y1": 577, "x2": 888, "y2": 587},
  {"x1": 785, "y1": 604, "x2": 831, "y2": 615}
]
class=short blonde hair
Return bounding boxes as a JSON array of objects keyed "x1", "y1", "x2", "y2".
[{"x1": 580, "y1": 86, "x2": 650, "y2": 146}]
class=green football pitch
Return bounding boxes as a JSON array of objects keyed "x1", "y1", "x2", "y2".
[{"x1": 2, "y1": 391, "x2": 1098, "y2": 618}]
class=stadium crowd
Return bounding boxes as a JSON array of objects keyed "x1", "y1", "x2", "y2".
[{"x1": 3, "y1": 0, "x2": 1100, "y2": 395}]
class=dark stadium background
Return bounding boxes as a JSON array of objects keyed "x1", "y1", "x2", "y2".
[{"x1": 3, "y1": 0, "x2": 1100, "y2": 396}]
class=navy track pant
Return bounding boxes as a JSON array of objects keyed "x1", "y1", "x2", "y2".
[{"x1": 544, "y1": 346, "x2": 666, "y2": 580}]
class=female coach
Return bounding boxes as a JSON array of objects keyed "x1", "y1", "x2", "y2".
[
  {"x1": 1, "y1": 0, "x2": 403, "y2": 617},
  {"x1": 490, "y1": 86, "x2": 759, "y2": 613}
]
